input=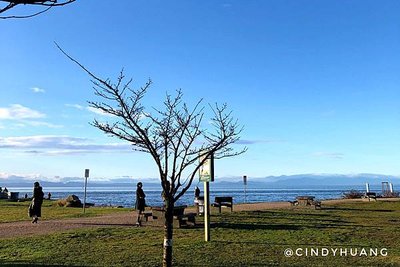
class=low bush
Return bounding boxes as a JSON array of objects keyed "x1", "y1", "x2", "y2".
[
  {"x1": 55, "y1": 195, "x2": 82, "y2": 207},
  {"x1": 343, "y1": 189, "x2": 363, "y2": 199}
]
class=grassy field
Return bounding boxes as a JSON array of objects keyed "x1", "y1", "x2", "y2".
[
  {"x1": 0, "y1": 199, "x2": 130, "y2": 223},
  {"x1": 1, "y1": 200, "x2": 400, "y2": 266}
]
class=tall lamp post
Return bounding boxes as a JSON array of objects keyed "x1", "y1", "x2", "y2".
[
  {"x1": 83, "y1": 169, "x2": 89, "y2": 214},
  {"x1": 243, "y1": 175, "x2": 247, "y2": 203}
]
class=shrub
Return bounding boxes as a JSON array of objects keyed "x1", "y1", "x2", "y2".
[
  {"x1": 54, "y1": 195, "x2": 82, "y2": 207},
  {"x1": 382, "y1": 192, "x2": 400, "y2": 198},
  {"x1": 343, "y1": 190, "x2": 364, "y2": 199}
]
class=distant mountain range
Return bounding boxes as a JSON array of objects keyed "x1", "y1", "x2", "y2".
[
  {"x1": 1, "y1": 173, "x2": 399, "y2": 189},
  {"x1": 212, "y1": 174, "x2": 400, "y2": 189}
]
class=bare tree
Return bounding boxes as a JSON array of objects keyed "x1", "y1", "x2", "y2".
[
  {"x1": 0, "y1": 0, "x2": 75, "y2": 19},
  {"x1": 57, "y1": 43, "x2": 246, "y2": 267}
]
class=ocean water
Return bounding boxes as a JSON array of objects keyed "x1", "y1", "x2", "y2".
[{"x1": 8, "y1": 185, "x2": 380, "y2": 208}]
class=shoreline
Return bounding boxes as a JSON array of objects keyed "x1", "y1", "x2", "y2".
[
  {"x1": 3, "y1": 196, "x2": 400, "y2": 209},
  {"x1": 182, "y1": 197, "x2": 400, "y2": 213}
]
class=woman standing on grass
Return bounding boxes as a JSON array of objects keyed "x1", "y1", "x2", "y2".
[
  {"x1": 29, "y1": 181, "x2": 44, "y2": 224},
  {"x1": 135, "y1": 182, "x2": 146, "y2": 226}
]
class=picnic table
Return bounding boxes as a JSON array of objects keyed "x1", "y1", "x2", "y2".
[
  {"x1": 296, "y1": 196, "x2": 315, "y2": 206},
  {"x1": 150, "y1": 205, "x2": 196, "y2": 228}
]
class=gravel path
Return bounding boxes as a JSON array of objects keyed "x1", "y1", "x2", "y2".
[{"x1": 0, "y1": 212, "x2": 137, "y2": 239}]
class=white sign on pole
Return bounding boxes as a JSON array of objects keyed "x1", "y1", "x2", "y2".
[
  {"x1": 199, "y1": 153, "x2": 214, "y2": 182},
  {"x1": 199, "y1": 152, "x2": 214, "y2": 242}
]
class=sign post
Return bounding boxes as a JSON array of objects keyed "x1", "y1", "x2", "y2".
[
  {"x1": 199, "y1": 152, "x2": 214, "y2": 242},
  {"x1": 243, "y1": 175, "x2": 247, "y2": 203},
  {"x1": 203, "y1": 181, "x2": 210, "y2": 241},
  {"x1": 366, "y1": 182, "x2": 370, "y2": 193},
  {"x1": 83, "y1": 169, "x2": 89, "y2": 214}
]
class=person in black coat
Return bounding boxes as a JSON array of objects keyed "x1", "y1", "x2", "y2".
[
  {"x1": 29, "y1": 181, "x2": 44, "y2": 224},
  {"x1": 194, "y1": 186, "x2": 200, "y2": 198},
  {"x1": 135, "y1": 182, "x2": 146, "y2": 226}
]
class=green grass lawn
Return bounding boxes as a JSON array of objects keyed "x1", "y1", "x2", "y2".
[
  {"x1": 0, "y1": 199, "x2": 131, "y2": 223},
  {"x1": 1, "y1": 200, "x2": 400, "y2": 266}
]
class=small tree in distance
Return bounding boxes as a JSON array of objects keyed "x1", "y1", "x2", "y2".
[
  {"x1": 0, "y1": 0, "x2": 75, "y2": 19},
  {"x1": 57, "y1": 43, "x2": 246, "y2": 267}
]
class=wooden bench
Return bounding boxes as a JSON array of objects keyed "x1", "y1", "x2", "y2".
[
  {"x1": 142, "y1": 211, "x2": 153, "y2": 222},
  {"x1": 212, "y1": 196, "x2": 233, "y2": 213},
  {"x1": 312, "y1": 200, "x2": 321, "y2": 210}
]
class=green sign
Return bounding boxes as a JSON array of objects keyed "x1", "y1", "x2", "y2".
[{"x1": 199, "y1": 152, "x2": 214, "y2": 182}]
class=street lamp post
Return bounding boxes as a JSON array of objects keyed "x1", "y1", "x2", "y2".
[{"x1": 83, "y1": 169, "x2": 89, "y2": 214}]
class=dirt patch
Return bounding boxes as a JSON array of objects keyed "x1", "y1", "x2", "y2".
[{"x1": 0, "y1": 212, "x2": 136, "y2": 239}]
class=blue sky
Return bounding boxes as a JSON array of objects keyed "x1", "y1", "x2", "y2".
[{"x1": 0, "y1": 1, "x2": 400, "y2": 181}]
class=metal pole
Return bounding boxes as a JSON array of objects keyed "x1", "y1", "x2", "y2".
[
  {"x1": 243, "y1": 175, "x2": 247, "y2": 203},
  {"x1": 83, "y1": 169, "x2": 89, "y2": 214},
  {"x1": 245, "y1": 183, "x2": 247, "y2": 203},
  {"x1": 83, "y1": 176, "x2": 88, "y2": 214},
  {"x1": 204, "y1": 181, "x2": 210, "y2": 242}
]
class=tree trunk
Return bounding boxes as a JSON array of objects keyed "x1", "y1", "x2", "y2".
[{"x1": 163, "y1": 198, "x2": 174, "y2": 267}]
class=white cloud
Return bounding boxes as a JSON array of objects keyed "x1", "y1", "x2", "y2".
[
  {"x1": 236, "y1": 139, "x2": 284, "y2": 145},
  {"x1": 0, "y1": 104, "x2": 46, "y2": 120},
  {"x1": 313, "y1": 152, "x2": 344, "y2": 159},
  {"x1": 0, "y1": 105, "x2": 62, "y2": 128},
  {"x1": 13, "y1": 123, "x2": 27, "y2": 128},
  {"x1": 0, "y1": 135, "x2": 132, "y2": 155},
  {"x1": 0, "y1": 172, "x2": 42, "y2": 180},
  {"x1": 31, "y1": 87, "x2": 45, "y2": 93},
  {"x1": 65, "y1": 104, "x2": 84, "y2": 110},
  {"x1": 25, "y1": 121, "x2": 64, "y2": 129},
  {"x1": 86, "y1": 106, "x2": 115, "y2": 117},
  {"x1": 7, "y1": 121, "x2": 62, "y2": 129},
  {"x1": 66, "y1": 104, "x2": 115, "y2": 117}
]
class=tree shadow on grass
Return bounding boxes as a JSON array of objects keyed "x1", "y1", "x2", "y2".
[
  {"x1": 235, "y1": 210, "x2": 334, "y2": 218},
  {"x1": 75, "y1": 222, "x2": 134, "y2": 227},
  {"x1": 211, "y1": 219, "x2": 360, "y2": 231},
  {"x1": 211, "y1": 222, "x2": 301, "y2": 231},
  {"x1": 0, "y1": 260, "x2": 64, "y2": 266},
  {"x1": 215, "y1": 212, "x2": 350, "y2": 227},
  {"x1": 211, "y1": 239, "x2": 369, "y2": 247},
  {"x1": 322, "y1": 207, "x2": 394, "y2": 212}
]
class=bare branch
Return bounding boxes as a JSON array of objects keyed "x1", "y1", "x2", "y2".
[
  {"x1": 0, "y1": 0, "x2": 75, "y2": 19},
  {"x1": 56, "y1": 43, "x2": 246, "y2": 207}
]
